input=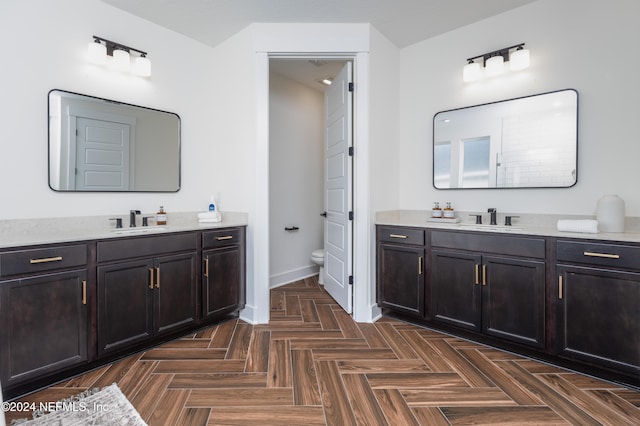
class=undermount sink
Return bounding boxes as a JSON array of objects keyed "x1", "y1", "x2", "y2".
[
  {"x1": 458, "y1": 223, "x2": 523, "y2": 232},
  {"x1": 111, "y1": 226, "x2": 167, "y2": 235}
]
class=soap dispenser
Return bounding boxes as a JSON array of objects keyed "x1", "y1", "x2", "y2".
[
  {"x1": 208, "y1": 196, "x2": 216, "y2": 212},
  {"x1": 156, "y1": 206, "x2": 167, "y2": 225},
  {"x1": 443, "y1": 202, "x2": 455, "y2": 219},
  {"x1": 432, "y1": 202, "x2": 443, "y2": 218}
]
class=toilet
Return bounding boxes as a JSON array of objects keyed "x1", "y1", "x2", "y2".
[{"x1": 311, "y1": 249, "x2": 325, "y2": 284}]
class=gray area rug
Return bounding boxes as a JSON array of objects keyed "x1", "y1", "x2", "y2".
[{"x1": 12, "y1": 384, "x2": 146, "y2": 425}]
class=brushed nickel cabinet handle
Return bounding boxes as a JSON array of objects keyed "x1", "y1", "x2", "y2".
[
  {"x1": 156, "y1": 267, "x2": 160, "y2": 288},
  {"x1": 30, "y1": 256, "x2": 63, "y2": 264},
  {"x1": 216, "y1": 236, "x2": 233, "y2": 241},
  {"x1": 82, "y1": 280, "x2": 87, "y2": 305},
  {"x1": 482, "y1": 264, "x2": 487, "y2": 286},
  {"x1": 149, "y1": 268, "x2": 155, "y2": 289},
  {"x1": 558, "y1": 276, "x2": 563, "y2": 299},
  {"x1": 389, "y1": 234, "x2": 407, "y2": 239},
  {"x1": 418, "y1": 256, "x2": 424, "y2": 275},
  {"x1": 583, "y1": 251, "x2": 620, "y2": 259},
  {"x1": 204, "y1": 257, "x2": 209, "y2": 278}
]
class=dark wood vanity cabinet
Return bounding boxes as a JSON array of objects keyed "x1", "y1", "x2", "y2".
[
  {"x1": 0, "y1": 245, "x2": 88, "y2": 388},
  {"x1": 376, "y1": 226, "x2": 425, "y2": 318},
  {"x1": 202, "y1": 227, "x2": 246, "y2": 320},
  {"x1": 96, "y1": 233, "x2": 198, "y2": 356},
  {"x1": 430, "y1": 231, "x2": 546, "y2": 348},
  {"x1": 555, "y1": 240, "x2": 640, "y2": 377}
]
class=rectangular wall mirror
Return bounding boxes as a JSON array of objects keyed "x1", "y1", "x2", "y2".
[
  {"x1": 48, "y1": 89, "x2": 181, "y2": 192},
  {"x1": 433, "y1": 89, "x2": 578, "y2": 189}
]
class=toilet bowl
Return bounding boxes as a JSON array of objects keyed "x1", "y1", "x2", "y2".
[{"x1": 311, "y1": 248, "x2": 325, "y2": 284}]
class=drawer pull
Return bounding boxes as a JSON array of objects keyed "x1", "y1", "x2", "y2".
[
  {"x1": 204, "y1": 257, "x2": 209, "y2": 278},
  {"x1": 216, "y1": 236, "x2": 233, "y2": 241},
  {"x1": 482, "y1": 264, "x2": 487, "y2": 286},
  {"x1": 149, "y1": 268, "x2": 155, "y2": 289},
  {"x1": 583, "y1": 251, "x2": 620, "y2": 259},
  {"x1": 29, "y1": 256, "x2": 63, "y2": 264},
  {"x1": 389, "y1": 234, "x2": 407, "y2": 239},
  {"x1": 418, "y1": 256, "x2": 424, "y2": 275},
  {"x1": 82, "y1": 280, "x2": 87, "y2": 305},
  {"x1": 558, "y1": 276, "x2": 563, "y2": 299}
]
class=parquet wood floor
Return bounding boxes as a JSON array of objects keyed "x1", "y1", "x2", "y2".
[{"x1": 5, "y1": 276, "x2": 639, "y2": 425}]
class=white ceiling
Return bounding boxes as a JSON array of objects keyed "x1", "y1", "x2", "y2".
[
  {"x1": 99, "y1": 0, "x2": 537, "y2": 91},
  {"x1": 100, "y1": 0, "x2": 536, "y2": 49}
]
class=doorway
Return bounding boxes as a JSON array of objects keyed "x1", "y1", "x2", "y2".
[
  {"x1": 268, "y1": 57, "x2": 353, "y2": 313},
  {"x1": 253, "y1": 49, "x2": 373, "y2": 325}
]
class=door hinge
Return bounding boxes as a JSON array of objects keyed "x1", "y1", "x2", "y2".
[
  {"x1": 349, "y1": 211, "x2": 354, "y2": 221},
  {"x1": 348, "y1": 82, "x2": 354, "y2": 92},
  {"x1": 349, "y1": 275, "x2": 353, "y2": 285},
  {"x1": 348, "y1": 146, "x2": 354, "y2": 156}
]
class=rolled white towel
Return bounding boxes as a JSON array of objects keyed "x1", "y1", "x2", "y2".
[
  {"x1": 557, "y1": 219, "x2": 599, "y2": 234},
  {"x1": 198, "y1": 211, "x2": 222, "y2": 223}
]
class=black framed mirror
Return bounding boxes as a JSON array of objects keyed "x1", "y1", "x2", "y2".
[
  {"x1": 433, "y1": 89, "x2": 578, "y2": 189},
  {"x1": 48, "y1": 89, "x2": 180, "y2": 192}
]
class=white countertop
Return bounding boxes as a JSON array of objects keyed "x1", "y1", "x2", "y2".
[
  {"x1": 376, "y1": 210, "x2": 640, "y2": 243},
  {"x1": 0, "y1": 211, "x2": 248, "y2": 249}
]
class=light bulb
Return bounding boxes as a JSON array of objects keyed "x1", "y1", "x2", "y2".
[
  {"x1": 510, "y1": 48, "x2": 530, "y2": 71},
  {"x1": 463, "y1": 61, "x2": 481, "y2": 82},
  {"x1": 87, "y1": 41, "x2": 107, "y2": 65},
  {"x1": 112, "y1": 49, "x2": 131, "y2": 72},
  {"x1": 485, "y1": 55, "x2": 504, "y2": 77},
  {"x1": 133, "y1": 55, "x2": 151, "y2": 77}
]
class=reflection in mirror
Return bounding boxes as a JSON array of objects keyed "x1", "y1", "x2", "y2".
[
  {"x1": 433, "y1": 89, "x2": 578, "y2": 189},
  {"x1": 48, "y1": 90, "x2": 180, "y2": 192}
]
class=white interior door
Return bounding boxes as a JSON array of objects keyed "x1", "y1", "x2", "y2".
[
  {"x1": 323, "y1": 62, "x2": 353, "y2": 313},
  {"x1": 75, "y1": 117, "x2": 130, "y2": 190}
]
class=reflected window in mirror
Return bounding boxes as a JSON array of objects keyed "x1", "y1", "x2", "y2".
[{"x1": 433, "y1": 89, "x2": 578, "y2": 189}]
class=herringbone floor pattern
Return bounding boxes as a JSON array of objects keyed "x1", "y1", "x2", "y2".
[{"x1": 6, "y1": 277, "x2": 640, "y2": 425}]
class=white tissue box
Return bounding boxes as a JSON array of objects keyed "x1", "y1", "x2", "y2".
[{"x1": 198, "y1": 211, "x2": 222, "y2": 223}]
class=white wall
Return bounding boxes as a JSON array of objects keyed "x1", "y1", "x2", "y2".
[
  {"x1": 269, "y1": 72, "x2": 324, "y2": 286},
  {"x1": 397, "y1": 0, "x2": 640, "y2": 217},
  {"x1": 0, "y1": 0, "x2": 245, "y2": 220}
]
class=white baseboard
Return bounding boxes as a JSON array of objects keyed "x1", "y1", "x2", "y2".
[{"x1": 270, "y1": 265, "x2": 319, "y2": 288}]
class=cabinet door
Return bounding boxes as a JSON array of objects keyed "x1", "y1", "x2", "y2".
[
  {"x1": 203, "y1": 246, "x2": 242, "y2": 319},
  {"x1": 97, "y1": 259, "x2": 154, "y2": 356},
  {"x1": 482, "y1": 255, "x2": 545, "y2": 348},
  {"x1": 0, "y1": 270, "x2": 88, "y2": 386},
  {"x1": 556, "y1": 265, "x2": 640, "y2": 376},
  {"x1": 431, "y1": 249, "x2": 481, "y2": 330},
  {"x1": 154, "y1": 252, "x2": 197, "y2": 334},
  {"x1": 377, "y1": 243, "x2": 425, "y2": 317}
]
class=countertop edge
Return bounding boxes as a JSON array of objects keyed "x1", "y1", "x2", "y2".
[
  {"x1": 376, "y1": 210, "x2": 640, "y2": 243},
  {"x1": 0, "y1": 211, "x2": 248, "y2": 249}
]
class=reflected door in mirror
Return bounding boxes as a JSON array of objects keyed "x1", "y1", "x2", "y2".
[{"x1": 48, "y1": 90, "x2": 181, "y2": 192}]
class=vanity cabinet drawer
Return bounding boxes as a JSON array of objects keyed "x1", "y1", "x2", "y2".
[
  {"x1": 97, "y1": 233, "x2": 197, "y2": 263},
  {"x1": 377, "y1": 226, "x2": 425, "y2": 245},
  {"x1": 202, "y1": 228, "x2": 243, "y2": 249},
  {"x1": 431, "y1": 230, "x2": 545, "y2": 259},
  {"x1": 0, "y1": 244, "x2": 87, "y2": 277},
  {"x1": 557, "y1": 240, "x2": 640, "y2": 270}
]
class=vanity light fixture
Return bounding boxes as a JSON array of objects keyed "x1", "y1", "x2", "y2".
[
  {"x1": 463, "y1": 43, "x2": 529, "y2": 82},
  {"x1": 87, "y1": 36, "x2": 151, "y2": 77}
]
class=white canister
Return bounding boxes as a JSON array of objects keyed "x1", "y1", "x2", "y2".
[{"x1": 596, "y1": 194, "x2": 625, "y2": 232}]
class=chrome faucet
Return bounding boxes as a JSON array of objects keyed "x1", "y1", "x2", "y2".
[
  {"x1": 488, "y1": 208, "x2": 497, "y2": 225},
  {"x1": 129, "y1": 210, "x2": 140, "y2": 227}
]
